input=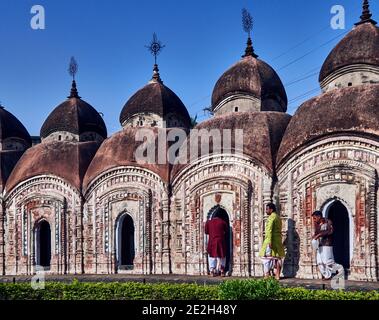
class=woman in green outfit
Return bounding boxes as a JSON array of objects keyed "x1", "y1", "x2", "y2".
[{"x1": 259, "y1": 203, "x2": 285, "y2": 280}]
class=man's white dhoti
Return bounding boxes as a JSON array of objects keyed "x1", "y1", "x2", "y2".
[
  {"x1": 261, "y1": 257, "x2": 274, "y2": 274},
  {"x1": 208, "y1": 256, "x2": 226, "y2": 272},
  {"x1": 261, "y1": 246, "x2": 282, "y2": 275},
  {"x1": 316, "y1": 246, "x2": 343, "y2": 279}
]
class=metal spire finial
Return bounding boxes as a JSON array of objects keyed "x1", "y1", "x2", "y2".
[
  {"x1": 241, "y1": 8, "x2": 258, "y2": 58},
  {"x1": 146, "y1": 33, "x2": 165, "y2": 83},
  {"x1": 68, "y1": 56, "x2": 78, "y2": 81},
  {"x1": 68, "y1": 56, "x2": 81, "y2": 98},
  {"x1": 355, "y1": 0, "x2": 377, "y2": 26}
]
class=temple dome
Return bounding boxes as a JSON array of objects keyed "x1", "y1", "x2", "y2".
[
  {"x1": 171, "y1": 112, "x2": 291, "y2": 181},
  {"x1": 0, "y1": 105, "x2": 32, "y2": 191},
  {"x1": 120, "y1": 81, "x2": 191, "y2": 128},
  {"x1": 5, "y1": 141, "x2": 100, "y2": 192},
  {"x1": 319, "y1": 1, "x2": 379, "y2": 92},
  {"x1": 40, "y1": 81, "x2": 107, "y2": 142},
  {"x1": 211, "y1": 55, "x2": 288, "y2": 113},
  {"x1": 319, "y1": 22, "x2": 379, "y2": 83},
  {"x1": 0, "y1": 106, "x2": 32, "y2": 149},
  {"x1": 277, "y1": 84, "x2": 379, "y2": 165},
  {"x1": 83, "y1": 127, "x2": 183, "y2": 191},
  {"x1": 120, "y1": 65, "x2": 191, "y2": 129}
]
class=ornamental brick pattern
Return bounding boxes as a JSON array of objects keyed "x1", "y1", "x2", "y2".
[{"x1": 1, "y1": 8, "x2": 379, "y2": 282}]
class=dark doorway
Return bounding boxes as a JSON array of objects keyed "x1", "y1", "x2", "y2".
[
  {"x1": 120, "y1": 215, "x2": 135, "y2": 266},
  {"x1": 327, "y1": 201, "x2": 350, "y2": 269},
  {"x1": 208, "y1": 206, "x2": 232, "y2": 273},
  {"x1": 36, "y1": 220, "x2": 51, "y2": 268}
]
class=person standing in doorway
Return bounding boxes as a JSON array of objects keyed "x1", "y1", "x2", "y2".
[
  {"x1": 259, "y1": 203, "x2": 285, "y2": 280},
  {"x1": 312, "y1": 210, "x2": 343, "y2": 280},
  {"x1": 205, "y1": 208, "x2": 228, "y2": 277}
]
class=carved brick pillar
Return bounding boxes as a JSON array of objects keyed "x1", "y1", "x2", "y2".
[
  {"x1": 21, "y1": 206, "x2": 30, "y2": 275},
  {"x1": 29, "y1": 207, "x2": 35, "y2": 275},
  {"x1": 299, "y1": 183, "x2": 317, "y2": 279},
  {"x1": 0, "y1": 200, "x2": 4, "y2": 275},
  {"x1": 171, "y1": 195, "x2": 183, "y2": 274},
  {"x1": 297, "y1": 189, "x2": 307, "y2": 278},
  {"x1": 146, "y1": 190, "x2": 153, "y2": 274},
  {"x1": 263, "y1": 188, "x2": 272, "y2": 205},
  {"x1": 85, "y1": 197, "x2": 95, "y2": 274},
  {"x1": 243, "y1": 181, "x2": 252, "y2": 276},
  {"x1": 7, "y1": 204, "x2": 16, "y2": 275},
  {"x1": 62, "y1": 200, "x2": 68, "y2": 274},
  {"x1": 188, "y1": 197, "x2": 197, "y2": 274},
  {"x1": 368, "y1": 181, "x2": 378, "y2": 280},
  {"x1": 161, "y1": 192, "x2": 172, "y2": 274},
  {"x1": 75, "y1": 198, "x2": 84, "y2": 274},
  {"x1": 15, "y1": 207, "x2": 21, "y2": 275}
]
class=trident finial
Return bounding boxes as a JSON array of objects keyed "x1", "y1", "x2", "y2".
[
  {"x1": 146, "y1": 33, "x2": 165, "y2": 83},
  {"x1": 68, "y1": 56, "x2": 78, "y2": 81},
  {"x1": 242, "y1": 8, "x2": 253, "y2": 37},
  {"x1": 146, "y1": 33, "x2": 165, "y2": 65},
  {"x1": 67, "y1": 56, "x2": 81, "y2": 98},
  {"x1": 241, "y1": 8, "x2": 258, "y2": 58}
]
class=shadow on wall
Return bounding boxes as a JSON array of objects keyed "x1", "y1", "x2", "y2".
[{"x1": 282, "y1": 218, "x2": 300, "y2": 278}]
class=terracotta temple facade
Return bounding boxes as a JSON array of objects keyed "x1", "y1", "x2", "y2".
[{"x1": 1, "y1": 2, "x2": 379, "y2": 281}]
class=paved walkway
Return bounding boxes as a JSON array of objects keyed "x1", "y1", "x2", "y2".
[{"x1": 0, "y1": 274, "x2": 378, "y2": 291}]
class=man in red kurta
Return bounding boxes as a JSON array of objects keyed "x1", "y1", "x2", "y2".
[{"x1": 205, "y1": 215, "x2": 228, "y2": 277}]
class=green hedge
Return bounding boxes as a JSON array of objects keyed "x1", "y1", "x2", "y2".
[
  {"x1": 278, "y1": 287, "x2": 379, "y2": 300},
  {"x1": 0, "y1": 279, "x2": 378, "y2": 300},
  {"x1": 0, "y1": 280, "x2": 219, "y2": 300},
  {"x1": 219, "y1": 278, "x2": 281, "y2": 300},
  {"x1": 219, "y1": 279, "x2": 379, "y2": 300}
]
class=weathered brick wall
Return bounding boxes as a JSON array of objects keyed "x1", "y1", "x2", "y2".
[
  {"x1": 3, "y1": 176, "x2": 81, "y2": 275},
  {"x1": 171, "y1": 154, "x2": 273, "y2": 277},
  {"x1": 277, "y1": 135, "x2": 379, "y2": 281},
  {"x1": 1, "y1": 136, "x2": 378, "y2": 281}
]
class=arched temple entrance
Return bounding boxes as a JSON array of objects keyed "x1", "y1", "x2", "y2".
[
  {"x1": 117, "y1": 214, "x2": 135, "y2": 268},
  {"x1": 325, "y1": 200, "x2": 350, "y2": 270},
  {"x1": 207, "y1": 206, "x2": 233, "y2": 273},
  {"x1": 35, "y1": 220, "x2": 51, "y2": 268}
]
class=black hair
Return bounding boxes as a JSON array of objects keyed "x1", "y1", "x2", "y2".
[
  {"x1": 266, "y1": 203, "x2": 276, "y2": 212},
  {"x1": 312, "y1": 210, "x2": 323, "y2": 217},
  {"x1": 213, "y1": 207, "x2": 228, "y2": 220}
]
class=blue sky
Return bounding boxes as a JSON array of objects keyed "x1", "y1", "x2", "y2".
[{"x1": 0, "y1": 0, "x2": 377, "y2": 136}]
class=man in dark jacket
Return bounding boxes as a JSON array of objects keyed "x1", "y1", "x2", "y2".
[
  {"x1": 205, "y1": 210, "x2": 228, "y2": 277},
  {"x1": 312, "y1": 210, "x2": 343, "y2": 280}
]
